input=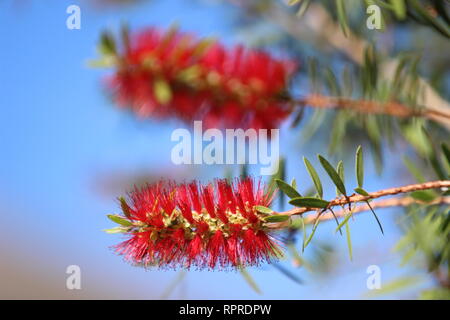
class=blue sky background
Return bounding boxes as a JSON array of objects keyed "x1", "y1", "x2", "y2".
[{"x1": 0, "y1": 0, "x2": 429, "y2": 299}]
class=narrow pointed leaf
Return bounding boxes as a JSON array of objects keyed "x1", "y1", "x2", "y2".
[
  {"x1": 239, "y1": 268, "x2": 261, "y2": 294},
  {"x1": 422, "y1": 127, "x2": 446, "y2": 179},
  {"x1": 442, "y1": 143, "x2": 450, "y2": 168},
  {"x1": 345, "y1": 222, "x2": 353, "y2": 261},
  {"x1": 103, "y1": 227, "x2": 127, "y2": 234},
  {"x1": 402, "y1": 156, "x2": 426, "y2": 183},
  {"x1": 107, "y1": 214, "x2": 133, "y2": 226},
  {"x1": 303, "y1": 157, "x2": 323, "y2": 198},
  {"x1": 119, "y1": 196, "x2": 132, "y2": 218},
  {"x1": 300, "y1": 218, "x2": 306, "y2": 252},
  {"x1": 275, "y1": 179, "x2": 302, "y2": 199},
  {"x1": 296, "y1": 0, "x2": 311, "y2": 18},
  {"x1": 336, "y1": 0, "x2": 349, "y2": 37},
  {"x1": 272, "y1": 263, "x2": 303, "y2": 285},
  {"x1": 289, "y1": 197, "x2": 329, "y2": 209},
  {"x1": 410, "y1": 190, "x2": 437, "y2": 203},
  {"x1": 291, "y1": 178, "x2": 298, "y2": 191},
  {"x1": 336, "y1": 213, "x2": 352, "y2": 233},
  {"x1": 254, "y1": 205, "x2": 274, "y2": 215},
  {"x1": 336, "y1": 160, "x2": 345, "y2": 196},
  {"x1": 355, "y1": 145, "x2": 364, "y2": 188},
  {"x1": 304, "y1": 217, "x2": 321, "y2": 249},
  {"x1": 354, "y1": 187, "x2": 370, "y2": 196},
  {"x1": 390, "y1": 0, "x2": 406, "y2": 19},
  {"x1": 264, "y1": 214, "x2": 290, "y2": 223},
  {"x1": 159, "y1": 271, "x2": 186, "y2": 299},
  {"x1": 365, "y1": 276, "x2": 421, "y2": 298},
  {"x1": 99, "y1": 31, "x2": 116, "y2": 56},
  {"x1": 318, "y1": 155, "x2": 347, "y2": 196}
]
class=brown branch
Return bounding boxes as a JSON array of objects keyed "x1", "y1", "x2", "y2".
[
  {"x1": 303, "y1": 195, "x2": 450, "y2": 224},
  {"x1": 268, "y1": 195, "x2": 450, "y2": 229},
  {"x1": 267, "y1": 180, "x2": 450, "y2": 228},
  {"x1": 297, "y1": 94, "x2": 450, "y2": 121},
  {"x1": 229, "y1": 0, "x2": 450, "y2": 129}
]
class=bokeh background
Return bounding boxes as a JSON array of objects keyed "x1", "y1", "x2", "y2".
[{"x1": 0, "y1": 0, "x2": 447, "y2": 299}]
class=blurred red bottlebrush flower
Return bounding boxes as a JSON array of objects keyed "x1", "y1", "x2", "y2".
[
  {"x1": 108, "y1": 177, "x2": 283, "y2": 270},
  {"x1": 103, "y1": 27, "x2": 296, "y2": 130}
]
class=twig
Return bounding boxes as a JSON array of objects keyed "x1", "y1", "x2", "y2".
[
  {"x1": 303, "y1": 195, "x2": 450, "y2": 224},
  {"x1": 229, "y1": 0, "x2": 450, "y2": 129},
  {"x1": 296, "y1": 94, "x2": 450, "y2": 121},
  {"x1": 267, "y1": 180, "x2": 450, "y2": 228}
]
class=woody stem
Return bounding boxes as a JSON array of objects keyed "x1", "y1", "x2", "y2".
[
  {"x1": 294, "y1": 94, "x2": 450, "y2": 122},
  {"x1": 269, "y1": 180, "x2": 450, "y2": 227}
]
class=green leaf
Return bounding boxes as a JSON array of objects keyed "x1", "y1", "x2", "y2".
[
  {"x1": 329, "y1": 112, "x2": 348, "y2": 155},
  {"x1": 355, "y1": 145, "x2": 364, "y2": 188},
  {"x1": 354, "y1": 187, "x2": 369, "y2": 196},
  {"x1": 291, "y1": 178, "x2": 298, "y2": 191},
  {"x1": 86, "y1": 56, "x2": 116, "y2": 68},
  {"x1": 365, "y1": 276, "x2": 421, "y2": 298},
  {"x1": 289, "y1": 197, "x2": 329, "y2": 209},
  {"x1": 289, "y1": 217, "x2": 303, "y2": 229},
  {"x1": 272, "y1": 263, "x2": 303, "y2": 285},
  {"x1": 336, "y1": 0, "x2": 349, "y2": 37},
  {"x1": 324, "y1": 67, "x2": 341, "y2": 96},
  {"x1": 303, "y1": 157, "x2": 323, "y2": 198},
  {"x1": 345, "y1": 222, "x2": 353, "y2": 261},
  {"x1": 119, "y1": 196, "x2": 132, "y2": 218},
  {"x1": 337, "y1": 160, "x2": 345, "y2": 181},
  {"x1": 409, "y1": 0, "x2": 450, "y2": 38},
  {"x1": 410, "y1": 190, "x2": 437, "y2": 203},
  {"x1": 268, "y1": 157, "x2": 286, "y2": 210},
  {"x1": 442, "y1": 143, "x2": 450, "y2": 168},
  {"x1": 153, "y1": 79, "x2": 172, "y2": 104},
  {"x1": 300, "y1": 218, "x2": 306, "y2": 251},
  {"x1": 304, "y1": 218, "x2": 321, "y2": 249},
  {"x1": 103, "y1": 227, "x2": 127, "y2": 234},
  {"x1": 275, "y1": 179, "x2": 302, "y2": 199},
  {"x1": 107, "y1": 214, "x2": 133, "y2": 226},
  {"x1": 288, "y1": 0, "x2": 302, "y2": 5},
  {"x1": 318, "y1": 155, "x2": 347, "y2": 196},
  {"x1": 336, "y1": 160, "x2": 345, "y2": 196},
  {"x1": 254, "y1": 205, "x2": 274, "y2": 215},
  {"x1": 420, "y1": 288, "x2": 450, "y2": 300},
  {"x1": 159, "y1": 271, "x2": 186, "y2": 299},
  {"x1": 99, "y1": 31, "x2": 116, "y2": 56},
  {"x1": 402, "y1": 156, "x2": 426, "y2": 183},
  {"x1": 390, "y1": 0, "x2": 406, "y2": 19},
  {"x1": 239, "y1": 268, "x2": 262, "y2": 294},
  {"x1": 296, "y1": 0, "x2": 311, "y2": 18},
  {"x1": 336, "y1": 213, "x2": 352, "y2": 233},
  {"x1": 264, "y1": 215, "x2": 290, "y2": 223},
  {"x1": 422, "y1": 127, "x2": 446, "y2": 180}
]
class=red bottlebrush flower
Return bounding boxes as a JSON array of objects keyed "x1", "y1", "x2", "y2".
[
  {"x1": 103, "y1": 27, "x2": 296, "y2": 130},
  {"x1": 108, "y1": 177, "x2": 283, "y2": 270}
]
